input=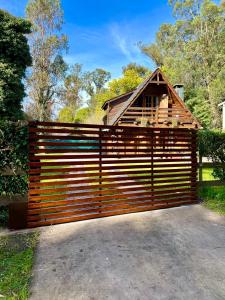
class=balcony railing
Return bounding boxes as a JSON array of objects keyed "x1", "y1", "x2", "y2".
[{"x1": 120, "y1": 107, "x2": 195, "y2": 127}]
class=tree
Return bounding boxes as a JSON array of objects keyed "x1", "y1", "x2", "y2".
[
  {"x1": 108, "y1": 69, "x2": 145, "y2": 96},
  {"x1": 122, "y1": 63, "x2": 150, "y2": 78},
  {"x1": 57, "y1": 64, "x2": 84, "y2": 122},
  {"x1": 26, "y1": 0, "x2": 68, "y2": 121},
  {"x1": 83, "y1": 68, "x2": 111, "y2": 108},
  {"x1": 62, "y1": 64, "x2": 83, "y2": 108},
  {"x1": 74, "y1": 107, "x2": 90, "y2": 123},
  {"x1": 89, "y1": 63, "x2": 150, "y2": 124},
  {"x1": 57, "y1": 106, "x2": 75, "y2": 123},
  {"x1": 141, "y1": 0, "x2": 225, "y2": 128},
  {"x1": 0, "y1": 9, "x2": 32, "y2": 120}
]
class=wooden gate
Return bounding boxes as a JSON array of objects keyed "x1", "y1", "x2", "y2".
[{"x1": 28, "y1": 121, "x2": 198, "y2": 228}]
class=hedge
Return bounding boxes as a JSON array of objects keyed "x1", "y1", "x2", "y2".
[
  {"x1": 0, "y1": 120, "x2": 28, "y2": 195},
  {"x1": 198, "y1": 130, "x2": 225, "y2": 180}
]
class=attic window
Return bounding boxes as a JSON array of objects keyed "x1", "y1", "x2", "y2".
[{"x1": 146, "y1": 96, "x2": 159, "y2": 107}]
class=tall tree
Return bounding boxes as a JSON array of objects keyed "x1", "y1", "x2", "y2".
[
  {"x1": 141, "y1": 0, "x2": 225, "y2": 128},
  {"x1": 61, "y1": 63, "x2": 83, "y2": 108},
  {"x1": 0, "y1": 10, "x2": 32, "y2": 120},
  {"x1": 57, "y1": 64, "x2": 84, "y2": 122},
  {"x1": 83, "y1": 68, "x2": 111, "y2": 107},
  {"x1": 90, "y1": 64, "x2": 150, "y2": 124},
  {"x1": 26, "y1": 0, "x2": 68, "y2": 121},
  {"x1": 122, "y1": 63, "x2": 150, "y2": 78}
]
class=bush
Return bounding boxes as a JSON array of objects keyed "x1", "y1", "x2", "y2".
[
  {"x1": 198, "y1": 130, "x2": 225, "y2": 180},
  {"x1": 0, "y1": 120, "x2": 28, "y2": 195}
]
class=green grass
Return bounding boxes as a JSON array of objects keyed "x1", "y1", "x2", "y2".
[
  {"x1": 201, "y1": 168, "x2": 216, "y2": 181},
  {"x1": 0, "y1": 232, "x2": 39, "y2": 300},
  {"x1": 199, "y1": 185, "x2": 225, "y2": 215}
]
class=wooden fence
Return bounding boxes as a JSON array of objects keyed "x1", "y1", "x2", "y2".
[{"x1": 28, "y1": 121, "x2": 198, "y2": 228}]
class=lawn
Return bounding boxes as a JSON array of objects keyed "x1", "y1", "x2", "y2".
[
  {"x1": 0, "y1": 232, "x2": 39, "y2": 300},
  {"x1": 199, "y1": 185, "x2": 225, "y2": 215},
  {"x1": 201, "y1": 167, "x2": 216, "y2": 181},
  {"x1": 198, "y1": 167, "x2": 225, "y2": 215}
]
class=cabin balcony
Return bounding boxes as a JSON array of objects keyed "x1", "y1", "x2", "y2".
[{"x1": 118, "y1": 107, "x2": 197, "y2": 128}]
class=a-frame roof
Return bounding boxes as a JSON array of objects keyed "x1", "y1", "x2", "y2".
[{"x1": 103, "y1": 68, "x2": 200, "y2": 127}]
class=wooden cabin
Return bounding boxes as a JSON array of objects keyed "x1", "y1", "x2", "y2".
[{"x1": 102, "y1": 68, "x2": 200, "y2": 129}]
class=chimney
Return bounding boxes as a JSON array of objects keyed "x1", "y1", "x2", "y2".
[{"x1": 173, "y1": 84, "x2": 184, "y2": 100}]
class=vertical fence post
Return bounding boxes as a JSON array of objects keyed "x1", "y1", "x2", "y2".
[
  {"x1": 191, "y1": 130, "x2": 198, "y2": 202},
  {"x1": 199, "y1": 152, "x2": 203, "y2": 184},
  {"x1": 151, "y1": 129, "x2": 154, "y2": 202},
  {"x1": 28, "y1": 121, "x2": 41, "y2": 227},
  {"x1": 99, "y1": 127, "x2": 102, "y2": 200}
]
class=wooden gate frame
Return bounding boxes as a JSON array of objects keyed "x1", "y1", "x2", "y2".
[{"x1": 28, "y1": 121, "x2": 198, "y2": 228}]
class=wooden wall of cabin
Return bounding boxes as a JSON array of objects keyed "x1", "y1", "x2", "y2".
[
  {"x1": 131, "y1": 84, "x2": 170, "y2": 110},
  {"x1": 107, "y1": 93, "x2": 131, "y2": 125}
]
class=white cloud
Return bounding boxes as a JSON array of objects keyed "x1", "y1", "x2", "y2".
[{"x1": 110, "y1": 23, "x2": 134, "y2": 61}]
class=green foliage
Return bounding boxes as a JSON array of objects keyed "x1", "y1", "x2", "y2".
[
  {"x1": 108, "y1": 69, "x2": 145, "y2": 96},
  {"x1": 0, "y1": 121, "x2": 28, "y2": 195},
  {"x1": 122, "y1": 63, "x2": 150, "y2": 78},
  {"x1": 26, "y1": 0, "x2": 68, "y2": 121},
  {"x1": 200, "y1": 186, "x2": 225, "y2": 215},
  {"x1": 83, "y1": 68, "x2": 111, "y2": 98},
  {"x1": 62, "y1": 64, "x2": 83, "y2": 107},
  {"x1": 0, "y1": 9, "x2": 32, "y2": 120},
  {"x1": 74, "y1": 107, "x2": 90, "y2": 123},
  {"x1": 198, "y1": 129, "x2": 225, "y2": 180},
  {"x1": 82, "y1": 63, "x2": 150, "y2": 124},
  {"x1": 57, "y1": 106, "x2": 76, "y2": 123},
  {"x1": 141, "y1": 0, "x2": 225, "y2": 129},
  {"x1": 0, "y1": 232, "x2": 39, "y2": 299},
  {"x1": 0, "y1": 206, "x2": 9, "y2": 228}
]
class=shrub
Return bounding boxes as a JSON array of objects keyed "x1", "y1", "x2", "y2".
[
  {"x1": 0, "y1": 120, "x2": 28, "y2": 195},
  {"x1": 198, "y1": 130, "x2": 225, "y2": 180}
]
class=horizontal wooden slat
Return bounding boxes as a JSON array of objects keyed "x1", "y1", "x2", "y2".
[
  {"x1": 30, "y1": 148, "x2": 193, "y2": 154},
  {"x1": 29, "y1": 134, "x2": 193, "y2": 142},
  {"x1": 29, "y1": 163, "x2": 194, "y2": 174},
  {"x1": 28, "y1": 191, "x2": 194, "y2": 211},
  {"x1": 29, "y1": 168, "x2": 193, "y2": 182},
  {"x1": 27, "y1": 200, "x2": 198, "y2": 227},
  {"x1": 28, "y1": 121, "x2": 197, "y2": 228},
  {"x1": 29, "y1": 158, "x2": 193, "y2": 167},
  {"x1": 29, "y1": 172, "x2": 193, "y2": 188},
  {"x1": 127, "y1": 107, "x2": 190, "y2": 112},
  {"x1": 29, "y1": 139, "x2": 194, "y2": 151},
  {"x1": 29, "y1": 120, "x2": 196, "y2": 132},
  {"x1": 29, "y1": 153, "x2": 192, "y2": 161},
  {"x1": 27, "y1": 196, "x2": 195, "y2": 221},
  {"x1": 29, "y1": 177, "x2": 194, "y2": 195},
  {"x1": 29, "y1": 186, "x2": 196, "y2": 202}
]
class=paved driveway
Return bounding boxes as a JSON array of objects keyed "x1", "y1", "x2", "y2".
[{"x1": 30, "y1": 205, "x2": 225, "y2": 300}]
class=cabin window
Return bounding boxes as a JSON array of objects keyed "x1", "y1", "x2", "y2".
[
  {"x1": 145, "y1": 96, "x2": 159, "y2": 107},
  {"x1": 145, "y1": 96, "x2": 150, "y2": 107},
  {"x1": 153, "y1": 96, "x2": 159, "y2": 107}
]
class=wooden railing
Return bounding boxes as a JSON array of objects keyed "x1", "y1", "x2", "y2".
[{"x1": 120, "y1": 107, "x2": 195, "y2": 127}]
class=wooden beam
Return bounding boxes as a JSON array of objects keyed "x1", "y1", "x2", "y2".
[{"x1": 150, "y1": 80, "x2": 166, "y2": 84}]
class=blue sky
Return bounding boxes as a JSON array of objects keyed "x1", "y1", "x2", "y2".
[{"x1": 0, "y1": 0, "x2": 175, "y2": 78}]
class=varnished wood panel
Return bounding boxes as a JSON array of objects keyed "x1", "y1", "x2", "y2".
[{"x1": 28, "y1": 121, "x2": 198, "y2": 227}]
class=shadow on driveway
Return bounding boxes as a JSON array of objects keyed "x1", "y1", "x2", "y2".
[{"x1": 30, "y1": 204, "x2": 225, "y2": 300}]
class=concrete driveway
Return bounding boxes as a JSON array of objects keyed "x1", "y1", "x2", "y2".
[{"x1": 30, "y1": 205, "x2": 225, "y2": 300}]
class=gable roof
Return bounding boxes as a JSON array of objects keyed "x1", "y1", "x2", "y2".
[
  {"x1": 102, "y1": 90, "x2": 135, "y2": 110},
  {"x1": 103, "y1": 68, "x2": 201, "y2": 127}
]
